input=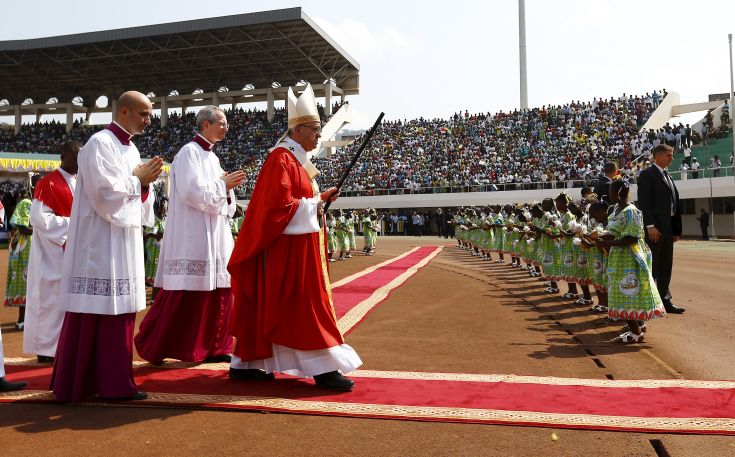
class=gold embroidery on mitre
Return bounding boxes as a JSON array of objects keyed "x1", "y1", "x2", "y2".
[{"x1": 288, "y1": 115, "x2": 321, "y2": 129}]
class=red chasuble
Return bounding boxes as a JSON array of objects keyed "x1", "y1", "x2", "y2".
[
  {"x1": 228, "y1": 147, "x2": 343, "y2": 361},
  {"x1": 34, "y1": 170, "x2": 73, "y2": 217}
]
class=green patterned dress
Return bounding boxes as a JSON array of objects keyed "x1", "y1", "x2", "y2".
[
  {"x1": 520, "y1": 221, "x2": 534, "y2": 264},
  {"x1": 482, "y1": 213, "x2": 495, "y2": 251},
  {"x1": 345, "y1": 216, "x2": 356, "y2": 250},
  {"x1": 558, "y1": 210, "x2": 576, "y2": 281},
  {"x1": 336, "y1": 216, "x2": 350, "y2": 251},
  {"x1": 573, "y1": 215, "x2": 592, "y2": 285},
  {"x1": 492, "y1": 213, "x2": 505, "y2": 252},
  {"x1": 363, "y1": 217, "x2": 377, "y2": 249},
  {"x1": 326, "y1": 217, "x2": 338, "y2": 253},
  {"x1": 605, "y1": 203, "x2": 666, "y2": 321},
  {"x1": 144, "y1": 217, "x2": 166, "y2": 284},
  {"x1": 587, "y1": 221, "x2": 608, "y2": 290},
  {"x1": 501, "y1": 213, "x2": 514, "y2": 254},
  {"x1": 4, "y1": 198, "x2": 32, "y2": 307},
  {"x1": 539, "y1": 212, "x2": 561, "y2": 280},
  {"x1": 455, "y1": 216, "x2": 467, "y2": 243}
]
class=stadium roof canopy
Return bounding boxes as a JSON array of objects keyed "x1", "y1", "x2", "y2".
[{"x1": 0, "y1": 7, "x2": 360, "y2": 106}]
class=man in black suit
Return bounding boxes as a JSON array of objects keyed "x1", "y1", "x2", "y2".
[
  {"x1": 593, "y1": 162, "x2": 618, "y2": 203},
  {"x1": 636, "y1": 144, "x2": 684, "y2": 314},
  {"x1": 696, "y1": 208, "x2": 710, "y2": 241}
]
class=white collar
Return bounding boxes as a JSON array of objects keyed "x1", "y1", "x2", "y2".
[
  {"x1": 280, "y1": 136, "x2": 320, "y2": 180},
  {"x1": 54, "y1": 167, "x2": 76, "y2": 191},
  {"x1": 57, "y1": 167, "x2": 75, "y2": 180},
  {"x1": 652, "y1": 163, "x2": 667, "y2": 174}
]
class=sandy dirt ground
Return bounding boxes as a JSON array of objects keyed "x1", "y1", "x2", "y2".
[{"x1": 1, "y1": 237, "x2": 734, "y2": 456}]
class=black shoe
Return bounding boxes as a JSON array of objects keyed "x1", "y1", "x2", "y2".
[
  {"x1": 99, "y1": 391, "x2": 148, "y2": 401},
  {"x1": 37, "y1": 355, "x2": 54, "y2": 364},
  {"x1": 0, "y1": 377, "x2": 27, "y2": 392},
  {"x1": 204, "y1": 354, "x2": 232, "y2": 363},
  {"x1": 664, "y1": 303, "x2": 685, "y2": 314},
  {"x1": 313, "y1": 371, "x2": 355, "y2": 392},
  {"x1": 229, "y1": 368, "x2": 275, "y2": 381}
]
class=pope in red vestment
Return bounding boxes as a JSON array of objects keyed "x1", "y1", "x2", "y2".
[{"x1": 228, "y1": 84, "x2": 360, "y2": 391}]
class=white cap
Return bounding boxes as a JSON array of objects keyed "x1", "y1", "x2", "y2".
[{"x1": 287, "y1": 84, "x2": 320, "y2": 129}]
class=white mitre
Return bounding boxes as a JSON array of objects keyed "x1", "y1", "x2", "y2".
[
  {"x1": 273, "y1": 83, "x2": 322, "y2": 180},
  {"x1": 287, "y1": 83, "x2": 320, "y2": 129}
]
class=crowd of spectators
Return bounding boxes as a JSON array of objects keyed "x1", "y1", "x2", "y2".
[
  {"x1": 316, "y1": 91, "x2": 667, "y2": 194},
  {"x1": 1, "y1": 89, "x2": 693, "y2": 198}
]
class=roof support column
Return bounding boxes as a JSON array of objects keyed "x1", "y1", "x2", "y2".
[
  {"x1": 324, "y1": 81, "x2": 333, "y2": 116},
  {"x1": 66, "y1": 103, "x2": 74, "y2": 133},
  {"x1": 160, "y1": 96, "x2": 168, "y2": 128},
  {"x1": 212, "y1": 93, "x2": 219, "y2": 107},
  {"x1": 266, "y1": 88, "x2": 274, "y2": 122},
  {"x1": 36, "y1": 109, "x2": 42, "y2": 123},
  {"x1": 111, "y1": 97, "x2": 118, "y2": 121},
  {"x1": 14, "y1": 106, "x2": 21, "y2": 135}
]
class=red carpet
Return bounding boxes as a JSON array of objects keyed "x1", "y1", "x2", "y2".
[
  {"x1": 4, "y1": 246, "x2": 734, "y2": 435},
  {"x1": 332, "y1": 246, "x2": 443, "y2": 333},
  {"x1": 3, "y1": 362, "x2": 735, "y2": 435}
]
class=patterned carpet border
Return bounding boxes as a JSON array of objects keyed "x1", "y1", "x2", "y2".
[
  {"x1": 3, "y1": 388, "x2": 733, "y2": 435},
  {"x1": 5, "y1": 359, "x2": 735, "y2": 390}
]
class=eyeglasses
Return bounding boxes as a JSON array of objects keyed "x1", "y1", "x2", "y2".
[
  {"x1": 300, "y1": 125, "x2": 322, "y2": 134},
  {"x1": 212, "y1": 120, "x2": 229, "y2": 128}
]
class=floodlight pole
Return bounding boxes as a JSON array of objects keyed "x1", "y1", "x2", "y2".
[
  {"x1": 519, "y1": 0, "x2": 528, "y2": 110},
  {"x1": 729, "y1": 34, "x2": 734, "y2": 179},
  {"x1": 729, "y1": 33, "x2": 734, "y2": 237}
]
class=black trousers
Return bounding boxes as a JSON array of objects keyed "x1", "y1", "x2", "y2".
[
  {"x1": 700, "y1": 225, "x2": 709, "y2": 241},
  {"x1": 646, "y1": 233, "x2": 674, "y2": 304}
]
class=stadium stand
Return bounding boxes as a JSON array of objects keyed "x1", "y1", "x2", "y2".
[{"x1": 2, "y1": 90, "x2": 732, "y2": 202}]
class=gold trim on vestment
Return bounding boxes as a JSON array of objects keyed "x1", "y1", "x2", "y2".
[{"x1": 318, "y1": 223, "x2": 339, "y2": 335}]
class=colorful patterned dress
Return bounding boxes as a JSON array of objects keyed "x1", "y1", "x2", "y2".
[
  {"x1": 4, "y1": 198, "x2": 32, "y2": 307},
  {"x1": 144, "y1": 216, "x2": 166, "y2": 284},
  {"x1": 605, "y1": 203, "x2": 666, "y2": 321}
]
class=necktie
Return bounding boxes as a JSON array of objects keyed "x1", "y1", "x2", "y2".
[{"x1": 663, "y1": 169, "x2": 676, "y2": 215}]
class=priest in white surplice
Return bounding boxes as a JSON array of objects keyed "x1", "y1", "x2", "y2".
[
  {"x1": 50, "y1": 91, "x2": 163, "y2": 402},
  {"x1": 135, "y1": 106, "x2": 245, "y2": 365},
  {"x1": 23, "y1": 140, "x2": 80, "y2": 364}
]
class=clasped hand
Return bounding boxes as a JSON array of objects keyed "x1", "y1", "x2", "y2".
[{"x1": 133, "y1": 157, "x2": 164, "y2": 186}]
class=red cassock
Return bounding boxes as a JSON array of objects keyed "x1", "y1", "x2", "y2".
[{"x1": 228, "y1": 147, "x2": 343, "y2": 361}]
